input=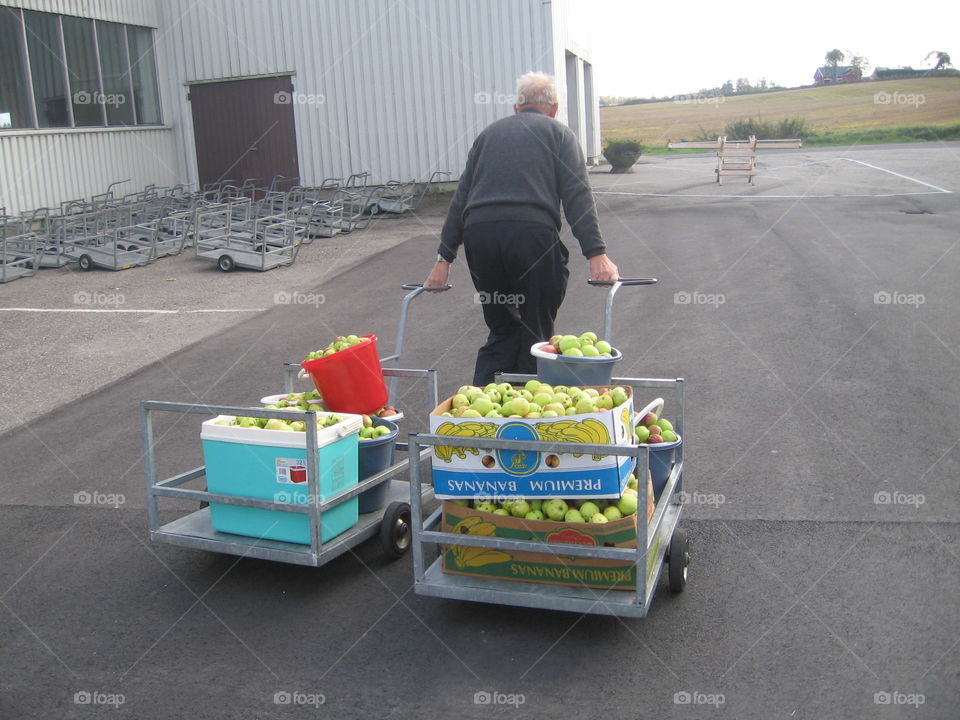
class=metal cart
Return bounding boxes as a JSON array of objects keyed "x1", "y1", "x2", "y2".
[
  {"x1": 407, "y1": 280, "x2": 691, "y2": 617},
  {"x1": 141, "y1": 284, "x2": 450, "y2": 565}
]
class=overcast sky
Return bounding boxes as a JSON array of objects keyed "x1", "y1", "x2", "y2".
[{"x1": 589, "y1": 0, "x2": 960, "y2": 97}]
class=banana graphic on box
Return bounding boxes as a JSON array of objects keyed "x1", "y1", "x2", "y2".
[
  {"x1": 535, "y1": 418, "x2": 611, "y2": 461},
  {"x1": 434, "y1": 421, "x2": 498, "y2": 462},
  {"x1": 449, "y1": 516, "x2": 512, "y2": 568}
]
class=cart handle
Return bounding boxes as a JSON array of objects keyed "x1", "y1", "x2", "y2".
[{"x1": 587, "y1": 278, "x2": 658, "y2": 341}]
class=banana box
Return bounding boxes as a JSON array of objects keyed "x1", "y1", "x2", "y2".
[
  {"x1": 440, "y1": 475, "x2": 658, "y2": 590},
  {"x1": 429, "y1": 386, "x2": 634, "y2": 499}
]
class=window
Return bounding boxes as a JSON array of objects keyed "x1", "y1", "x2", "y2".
[
  {"x1": 23, "y1": 9, "x2": 68, "y2": 127},
  {"x1": 0, "y1": 8, "x2": 161, "y2": 130},
  {"x1": 127, "y1": 26, "x2": 161, "y2": 125},
  {"x1": 0, "y1": 7, "x2": 32, "y2": 128},
  {"x1": 95, "y1": 20, "x2": 135, "y2": 126},
  {"x1": 62, "y1": 15, "x2": 103, "y2": 126}
]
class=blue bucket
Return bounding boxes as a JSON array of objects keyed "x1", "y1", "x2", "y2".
[
  {"x1": 648, "y1": 435, "x2": 681, "y2": 500},
  {"x1": 357, "y1": 417, "x2": 399, "y2": 513},
  {"x1": 531, "y1": 342, "x2": 622, "y2": 386}
]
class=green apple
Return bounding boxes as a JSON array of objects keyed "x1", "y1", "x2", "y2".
[
  {"x1": 634, "y1": 426, "x2": 650, "y2": 443},
  {"x1": 610, "y1": 387, "x2": 628, "y2": 406},
  {"x1": 493, "y1": 508, "x2": 511, "y2": 516},
  {"x1": 508, "y1": 397, "x2": 530, "y2": 416},
  {"x1": 661, "y1": 429, "x2": 678, "y2": 443},
  {"x1": 595, "y1": 393, "x2": 614, "y2": 410},
  {"x1": 564, "y1": 508, "x2": 585, "y2": 523},
  {"x1": 583, "y1": 388, "x2": 600, "y2": 398},
  {"x1": 524, "y1": 510, "x2": 544, "y2": 521},
  {"x1": 471, "y1": 396, "x2": 495, "y2": 415},
  {"x1": 627, "y1": 473, "x2": 639, "y2": 491},
  {"x1": 580, "y1": 331, "x2": 598, "y2": 343},
  {"x1": 524, "y1": 379, "x2": 541, "y2": 393},
  {"x1": 581, "y1": 344, "x2": 600, "y2": 357},
  {"x1": 589, "y1": 513, "x2": 609, "y2": 524},
  {"x1": 565, "y1": 406, "x2": 578, "y2": 415},
  {"x1": 264, "y1": 418, "x2": 294, "y2": 431},
  {"x1": 474, "y1": 501, "x2": 497, "y2": 513},
  {"x1": 510, "y1": 500, "x2": 531, "y2": 517},
  {"x1": 575, "y1": 397, "x2": 596, "y2": 414},
  {"x1": 236, "y1": 416, "x2": 260, "y2": 428},
  {"x1": 485, "y1": 409, "x2": 502, "y2": 418},
  {"x1": 617, "y1": 493, "x2": 639, "y2": 516},
  {"x1": 558, "y1": 335, "x2": 580, "y2": 352},
  {"x1": 541, "y1": 410, "x2": 559, "y2": 418},
  {"x1": 451, "y1": 499, "x2": 471, "y2": 507},
  {"x1": 594, "y1": 340, "x2": 612, "y2": 354},
  {"x1": 543, "y1": 402, "x2": 566, "y2": 416},
  {"x1": 451, "y1": 393, "x2": 469, "y2": 409},
  {"x1": 579, "y1": 501, "x2": 600, "y2": 518},
  {"x1": 655, "y1": 418, "x2": 674, "y2": 432},
  {"x1": 290, "y1": 421, "x2": 307, "y2": 432},
  {"x1": 533, "y1": 392, "x2": 553, "y2": 407},
  {"x1": 530, "y1": 500, "x2": 543, "y2": 512},
  {"x1": 460, "y1": 409, "x2": 482, "y2": 418},
  {"x1": 562, "y1": 347, "x2": 584, "y2": 358},
  {"x1": 543, "y1": 499, "x2": 568, "y2": 521},
  {"x1": 603, "y1": 505, "x2": 623, "y2": 521}
]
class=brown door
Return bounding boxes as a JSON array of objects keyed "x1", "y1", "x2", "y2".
[{"x1": 188, "y1": 75, "x2": 300, "y2": 190}]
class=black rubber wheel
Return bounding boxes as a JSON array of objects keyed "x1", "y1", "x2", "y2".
[
  {"x1": 217, "y1": 254, "x2": 235, "y2": 272},
  {"x1": 379, "y1": 501, "x2": 411, "y2": 559},
  {"x1": 667, "y1": 528, "x2": 689, "y2": 592},
  {"x1": 78, "y1": 254, "x2": 93, "y2": 271}
]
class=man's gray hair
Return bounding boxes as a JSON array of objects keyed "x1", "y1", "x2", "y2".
[{"x1": 515, "y1": 71, "x2": 558, "y2": 106}]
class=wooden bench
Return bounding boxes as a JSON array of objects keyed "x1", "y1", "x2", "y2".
[{"x1": 667, "y1": 136, "x2": 802, "y2": 185}]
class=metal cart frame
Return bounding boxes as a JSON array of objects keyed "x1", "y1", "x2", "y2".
[{"x1": 408, "y1": 374, "x2": 686, "y2": 618}]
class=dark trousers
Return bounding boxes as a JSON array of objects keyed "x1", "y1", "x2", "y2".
[{"x1": 463, "y1": 221, "x2": 569, "y2": 385}]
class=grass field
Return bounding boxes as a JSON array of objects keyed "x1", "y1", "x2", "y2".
[{"x1": 600, "y1": 77, "x2": 960, "y2": 151}]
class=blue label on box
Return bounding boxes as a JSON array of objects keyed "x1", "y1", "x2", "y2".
[
  {"x1": 495, "y1": 422, "x2": 541, "y2": 476},
  {"x1": 432, "y1": 457, "x2": 633, "y2": 499}
]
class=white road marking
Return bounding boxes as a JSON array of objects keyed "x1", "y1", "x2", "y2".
[
  {"x1": 0, "y1": 307, "x2": 265, "y2": 314},
  {"x1": 838, "y1": 158, "x2": 952, "y2": 193}
]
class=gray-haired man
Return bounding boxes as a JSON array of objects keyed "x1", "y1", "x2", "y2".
[{"x1": 425, "y1": 71, "x2": 618, "y2": 385}]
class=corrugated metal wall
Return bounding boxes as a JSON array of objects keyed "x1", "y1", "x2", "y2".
[
  {"x1": 1, "y1": 128, "x2": 177, "y2": 213},
  {"x1": 1, "y1": 0, "x2": 157, "y2": 26},
  {"x1": 158, "y1": 0, "x2": 555, "y2": 186}
]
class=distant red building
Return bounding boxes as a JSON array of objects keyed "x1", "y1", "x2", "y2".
[{"x1": 814, "y1": 65, "x2": 861, "y2": 84}]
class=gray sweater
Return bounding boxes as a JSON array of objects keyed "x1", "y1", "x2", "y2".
[{"x1": 438, "y1": 109, "x2": 605, "y2": 262}]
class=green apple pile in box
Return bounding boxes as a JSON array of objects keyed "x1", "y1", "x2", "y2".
[
  {"x1": 304, "y1": 334, "x2": 369, "y2": 360},
  {"x1": 539, "y1": 331, "x2": 614, "y2": 358},
  {"x1": 211, "y1": 413, "x2": 345, "y2": 432},
  {"x1": 439, "y1": 379, "x2": 630, "y2": 419},
  {"x1": 453, "y1": 472, "x2": 647, "y2": 523}
]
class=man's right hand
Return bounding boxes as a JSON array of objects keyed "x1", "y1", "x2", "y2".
[
  {"x1": 588, "y1": 254, "x2": 619, "y2": 283},
  {"x1": 424, "y1": 260, "x2": 451, "y2": 291}
]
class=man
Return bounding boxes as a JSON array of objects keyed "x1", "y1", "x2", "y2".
[{"x1": 424, "y1": 71, "x2": 619, "y2": 385}]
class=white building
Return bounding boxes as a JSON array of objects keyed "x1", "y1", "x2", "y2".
[{"x1": 0, "y1": 0, "x2": 599, "y2": 216}]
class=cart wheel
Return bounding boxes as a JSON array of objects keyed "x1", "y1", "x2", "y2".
[
  {"x1": 217, "y1": 254, "x2": 235, "y2": 272},
  {"x1": 379, "y1": 502, "x2": 411, "y2": 559},
  {"x1": 667, "y1": 528, "x2": 689, "y2": 592},
  {"x1": 78, "y1": 254, "x2": 93, "y2": 271}
]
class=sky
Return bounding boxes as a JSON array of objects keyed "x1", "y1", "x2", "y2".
[{"x1": 588, "y1": 0, "x2": 960, "y2": 98}]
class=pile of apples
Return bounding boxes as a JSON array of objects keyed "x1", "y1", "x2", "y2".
[
  {"x1": 440, "y1": 380, "x2": 629, "y2": 419},
  {"x1": 539, "y1": 331, "x2": 615, "y2": 358},
  {"x1": 304, "y1": 334, "x2": 369, "y2": 361},
  {"x1": 213, "y1": 413, "x2": 345, "y2": 432},
  {"x1": 264, "y1": 392, "x2": 398, "y2": 419},
  {"x1": 453, "y1": 473, "x2": 644, "y2": 523},
  {"x1": 634, "y1": 410, "x2": 679, "y2": 444},
  {"x1": 359, "y1": 414, "x2": 393, "y2": 441}
]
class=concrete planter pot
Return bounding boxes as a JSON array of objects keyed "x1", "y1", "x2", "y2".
[{"x1": 602, "y1": 146, "x2": 642, "y2": 173}]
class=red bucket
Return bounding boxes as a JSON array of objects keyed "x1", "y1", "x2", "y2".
[{"x1": 300, "y1": 334, "x2": 388, "y2": 414}]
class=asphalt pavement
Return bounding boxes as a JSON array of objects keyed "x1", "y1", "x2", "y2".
[{"x1": 1, "y1": 143, "x2": 958, "y2": 719}]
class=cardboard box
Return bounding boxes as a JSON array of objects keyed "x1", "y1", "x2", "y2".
[
  {"x1": 430, "y1": 386, "x2": 634, "y2": 499},
  {"x1": 441, "y1": 475, "x2": 658, "y2": 591}
]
